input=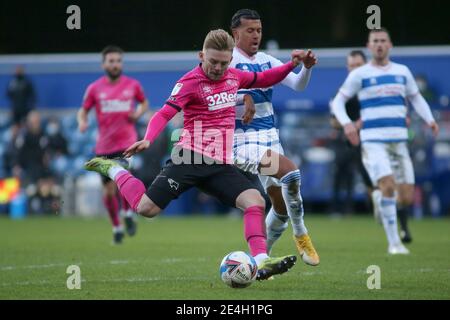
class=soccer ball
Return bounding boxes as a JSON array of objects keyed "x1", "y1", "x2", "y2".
[{"x1": 219, "y1": 251, "x2": 258, "y2": 288}]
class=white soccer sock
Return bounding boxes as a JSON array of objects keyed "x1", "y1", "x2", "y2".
[
  {"x1": 126, "y1": 209, "x2": 134, "y2": 218},
  {"x1": 380, "y1": 197, "x2": 401, "y2": 246},
  {"x1": 113, "y1": 225, "x2": 123, "y2": 233},
  {"x1": 254, "y1": 253, "x2": 269, "y2": 267},
  {"x1": 265, "y1": 207, "x2": 289, "y2": 254},
  {"x1": 371, "y1": 189, "x2": 383, "y2": 223},
  {"x1": 108, "y1": 166, "x2": 127, "y2": 180},
  {"x1": 280, "y1": 169, "x2": 308, "y2": 237}
]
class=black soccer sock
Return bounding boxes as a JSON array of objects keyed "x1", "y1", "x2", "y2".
[{"x1": 397, "y1": 206, "x2": 410, "y2": 233}]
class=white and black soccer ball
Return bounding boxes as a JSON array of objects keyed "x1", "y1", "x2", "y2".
[{"x1": 219, "y1": 251, "x2": 258, "y2": 288}]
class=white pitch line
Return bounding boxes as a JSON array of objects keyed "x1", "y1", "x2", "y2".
[
  {"x1": 1, "y1": 276, "x2": 212, "y2": 287},
  {"x1": 0, "y1": 257, "x2": 209, "y2": 272},
  {"x1": 0, "y1": 262, "x2": 82, "y2": 271}
]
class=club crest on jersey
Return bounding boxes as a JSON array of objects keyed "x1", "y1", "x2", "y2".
[
  {"x1": 122, "y1": 89, "x2": 132, "y2": 98},
  {"x1": 202, "y1": 86, "x2": 212, "y2": 94},
  {"x1": 261, "y1": 63, "x2": 270, "y2": 71},
  {"x1": 226, "y1": 79, "x2": 238, "y2": 86},
  {"x1": 206, "y1": 92, "x2": 237, "y2": 111},
  {"x1": 395, "y1": 76, "x2": 405, "y2": 84},
  {"x1": 171, "y1": 83, "x2": 183, "y2": 96}
]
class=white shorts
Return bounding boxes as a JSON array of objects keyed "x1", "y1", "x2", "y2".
[
  {"x1": 234, "y1": 139, "x2": 284, "y2": 189},
  {"x1": 361, "y1": 142, "x2": 415, "y2": 185}
]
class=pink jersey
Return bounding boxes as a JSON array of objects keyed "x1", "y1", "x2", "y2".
[
  {"x1": 162, "y1": 63, "x2": 294, "y2": 164},
  {"x1": 82, "y1": 75, "x2": 146, "y2": 155}
]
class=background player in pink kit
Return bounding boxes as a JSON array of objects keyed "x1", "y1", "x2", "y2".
[
  {"x1": 85, "y1": 29, "x2": 309, "y2": 280},
  {"x1": 77, "y1": 46, "x2": 149, "y2": 244}
]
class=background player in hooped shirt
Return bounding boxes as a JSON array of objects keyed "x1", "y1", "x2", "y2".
[
  {"x1": 84, "y1": 29, "x2": 310, "y2": 280},
  {"x1": 229, "y1": 9, "x2": 320, "y2": 266},
  {"x1": 77, "y1": 46, "x2": 149, "y2": 244},
  {"x1": 332, "y1": 28, "x2": 439, "y2": 255}
]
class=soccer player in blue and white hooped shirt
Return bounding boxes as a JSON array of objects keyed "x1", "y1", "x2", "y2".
[
  {"x1": 230, "y1": 9, "x2": 319, "y2": 266},
  {"x1": 332, "y1": 28, "x2": 439, "y2": 255}
]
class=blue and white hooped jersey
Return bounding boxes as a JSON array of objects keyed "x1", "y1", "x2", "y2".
[
  {"x1": 230, "y1": 48, "x2": 284, "y2": 144},
  {"x1": 339, "y1": 62, "x2": 419, "y2": 143}
]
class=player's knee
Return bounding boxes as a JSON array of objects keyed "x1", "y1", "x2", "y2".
[
  {"x1": 381, "y1": 184, "x2": 396, "y2": 197},
  {"x1": 253, "y1": 193, "x2": 265, "y2": 208},
  {"x1": 137, "y1": 200, "x2": 160, "y2": 218},
  {"x1": 238, "y1": 189, "x2": 265, "y2": 210},
  {"x1": 398, "y1": 192, "x2": 414, "y2": 206},
  {"x1": 248, "y1": 189, "x2": 266, "y2": 208},
  {"x1": 378, "y1": 177, "x2": 396, "y2": 197},
  {"x1": 278, "y1": 156, "x2": 298, "y2": 178}
]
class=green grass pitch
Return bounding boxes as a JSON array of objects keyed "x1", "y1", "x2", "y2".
[{"x1": 0, "y1": 214, "x2": 449, "y2": 299}]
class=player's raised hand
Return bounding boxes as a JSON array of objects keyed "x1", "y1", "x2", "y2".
[
  {"x1": 429, "y1": 121, "x2": 440, "y2": 137},
  {"x1": 344, "y1": 123, "x2": 360, "y2": 146},
  {"x1": 241, "y1": 94, "x2": 256, "y2": 125},
  {"x1": 123, "y1": 139, "x2": 150, "y2": 157},
  {"x1": 303, "y1": 49, "x2": 318, "y2": 69},
  {"x1": 291, "y1": 49, "x2": 307, "y2": 67}
]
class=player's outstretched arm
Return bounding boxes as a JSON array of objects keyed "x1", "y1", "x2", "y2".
[
  {"x1": 124, "y1": 104, "x2": 178, "y2": 157},
  {"x1": 237, "y1": 49, "x2": 308, "y2": 90},
  {"x1": 281, "y1": 49, "x2": 317, "y2": 91},
  {"x1": 124, "y1": 140, "x2": 150, "y2": 158},
  {"x1": 77, "y1": 108, "x2": 89, "y2": 133}
]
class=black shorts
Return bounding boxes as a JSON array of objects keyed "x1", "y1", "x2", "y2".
[
  {"x1": 146, "y1": 151, "x2": 260, "y2": 210},
  {"x1": 95, "y1": 151, "x2": 128, "y2": 185}
]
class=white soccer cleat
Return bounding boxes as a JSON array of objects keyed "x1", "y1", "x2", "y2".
[
  {"x1": 388, "y1": 243, "x2": 410, "y2": 255},
  {"x1": 371, "y1": 189, "x2": 383, "y2": 225}
]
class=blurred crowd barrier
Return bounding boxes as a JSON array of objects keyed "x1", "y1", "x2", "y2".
[{"x1": 1, "y1": 47, "x2": 449, "y2": 217}]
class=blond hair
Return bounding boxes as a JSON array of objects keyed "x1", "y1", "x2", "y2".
[{"x1": 203, "y1": 29, "x2": 235, "y2": 51}]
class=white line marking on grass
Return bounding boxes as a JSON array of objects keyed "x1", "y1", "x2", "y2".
[
  {"x1": 0, "y1": 257, "x2": 208, "y2": 273},
  {"x1": 301, "y1": 271, "x2": 324, "y2": 276},
  {"x1": 161, "y1": 257, "x2": 208, "y2": 263},
  {"x1": 1, "y1": 262, "x2": 82, "y2": 271},
  {"x1": 109, "y1": 260, "x2": 130, "y2": 265},
  {"x1": 1, "y1": 276, "x2": 211, "y2": 287}
]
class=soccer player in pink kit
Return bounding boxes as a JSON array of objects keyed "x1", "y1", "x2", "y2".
[
  {"x1": 78, "y1": 46, "x2": 149, "y2": 244},
  {"x1": 85, "y1": 30, "x2": 307, "y2": 280}
]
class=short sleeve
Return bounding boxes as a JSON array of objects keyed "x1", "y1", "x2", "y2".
[
  {"x1": 165, "y1": 80, "x2": 192, "y2": 111},
  {"x1": 134, "y1": 81, "x2": 146, "y2": 103},
  {"x1": 404, "y1": 66, "x2": 420, "y2": 97},
  {"x1": 338, "y1": 69, "x2": 362, "y2": 98},
  {"x1": 82, "y1": 84, "x2": 96, "y2": 110}
]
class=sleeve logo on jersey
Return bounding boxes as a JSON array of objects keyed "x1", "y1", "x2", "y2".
[
  {"x1": 171, "y1": 83, "x2": 183, "y2": 96},
  {"x1": 206, "y1": 92, "x2": 237, "y2": 111},
  {"x1": 226, "y1": 79, "x2": 238, "y2": 87}
]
